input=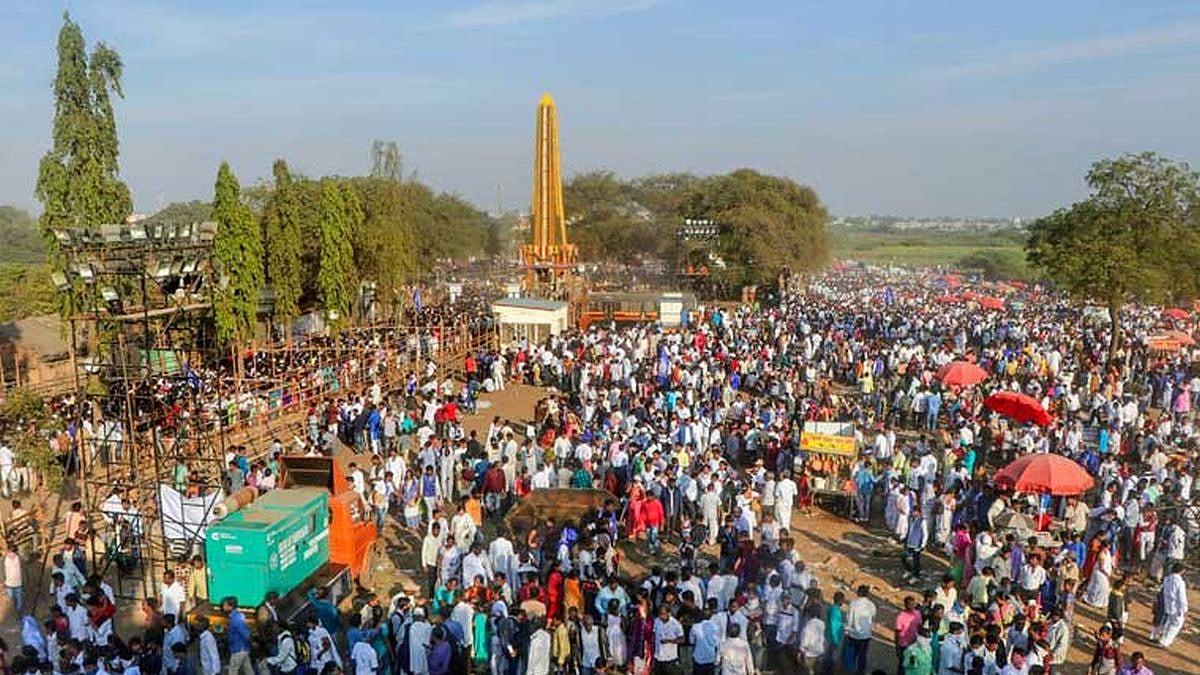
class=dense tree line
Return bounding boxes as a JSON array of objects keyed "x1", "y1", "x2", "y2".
[
  {"x1": 204, "y1": 148, "x2": 493, "y2": 342},
  {"x1": 563, "y1": 168, "x2": 829, "y2": 285}
]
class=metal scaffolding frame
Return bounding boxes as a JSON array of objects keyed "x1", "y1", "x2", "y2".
[{"x1": 56, "y1": 221, "x2": 229, "y2": 599}]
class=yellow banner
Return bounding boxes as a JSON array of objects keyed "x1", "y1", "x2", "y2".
[{"x1": 800, "y1": 431, "x2": 856, "y2": 456}]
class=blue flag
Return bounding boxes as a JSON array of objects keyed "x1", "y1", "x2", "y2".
[{"x1": 413, "y1": 287, "x2": 423, "y2": 311}]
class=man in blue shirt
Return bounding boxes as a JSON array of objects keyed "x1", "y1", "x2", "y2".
[
  {"x1": 594, "y1": 577, "x2": 630, "y2": 618},
  {"x1": 853, "y1": 463, "x2": 876, "y2": 523},
  {"x1": 691, "y1": 599, "x2": 721, "y2": 675},
  {"x1": 222, "y1": 597, "x2": 254, "y2": 675}
]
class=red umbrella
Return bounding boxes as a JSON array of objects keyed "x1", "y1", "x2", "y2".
[
  {"x1": 984, "y1": 391, "x2": 1054, "y2": 427},
  {"x1": 994, "y1": 453, "x2": 1095, "y2": 495},
  {"x1": 979, "y1": 296, "x2": 1005, "y2": 311},
  {"x1": 935, "y1": 295, "x2": 960, "y2": 305},
  {"x1": 1163, "y1": 308, "x2": 1190, "y2": 320},
  {"x1": 936, "y1": 361, "x2": 988, "y2": 387}
]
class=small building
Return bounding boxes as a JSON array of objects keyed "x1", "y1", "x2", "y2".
[
  {"x1": 491, "y1": 297, "x2": 569, "y2": 346},
  {"x1": 0, "y1": 314, "x2": 74, "y2": 395}
]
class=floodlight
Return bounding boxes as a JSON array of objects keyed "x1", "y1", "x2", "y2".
[
  {"x1": 75, "y1": 262, "x2": 95, "y2": 283},
  {"x1": 51, "y1": 272, "x2": 69, "y2": 291},
  {"x1": 100, "y1": 286, "x2": 119, "y2": 303},
  {"x1": 152, "y1": 261, "x2": 172, "y2": 279},
  {"x1": 176, "y1": 223, "x2": 193, "y2": 241},
  {"x1": 129, "y1": 223, "x2": 146, "y2": 240},
  {"x1": 101, "y1": 224, "x2": 121, "y2": 243},
  {"x1": 182, "y1": 259, "x2": 199, "y2": 274}
]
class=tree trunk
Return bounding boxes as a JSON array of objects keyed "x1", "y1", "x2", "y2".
[{"x1": 1107, "y1": 298, "x2": 1122, "y2": 365}]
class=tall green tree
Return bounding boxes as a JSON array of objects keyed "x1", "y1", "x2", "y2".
[
  {"x1": 35, "y1": 13, "x2": 132, "y2": 262},
  {"x1": 264, "y1": 160, "x2": 303, "y2": 324},
  {"x1": 316, "y1": 179, "x2": 353, "y2": 328},
  {"x1": 1027, "y1": 151, "x2": 1200, "y2": 360},
  {"x1": 211, "y1": 162, "x2": 263, "y2": 346},
  {"x1": 351, "y1": 177, "x2": 417, "y2": 307}
]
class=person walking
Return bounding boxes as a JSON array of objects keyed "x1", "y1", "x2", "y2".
[
  {"x1": 3, "y1": 544, "x2": 22, "y2": 614},
  {"x1": 844, "y1": 585, "x2": 876, "y2": 675},
  {"x1": 223, "y1": 597, "x2": 253, "y2": 675},
  {"x1": 718, "y1": 623, "x2": 756, "y2": 675},
  {"x1": 1150, "y1": 563, "x2": 1188, "y2": 647}
]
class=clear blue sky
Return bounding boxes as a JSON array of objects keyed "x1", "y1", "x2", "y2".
[{"x1": 3, "y1": 0, "x2": 1200, "y2": 217}]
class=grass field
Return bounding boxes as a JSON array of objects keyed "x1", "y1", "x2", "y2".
[{"x1": 829, "y1": 225, "x2": 1031, "y2": 276}]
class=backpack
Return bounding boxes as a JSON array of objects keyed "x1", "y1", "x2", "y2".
[{"x1": 294, "y1": 632, "x2": 311, "y2": 665}]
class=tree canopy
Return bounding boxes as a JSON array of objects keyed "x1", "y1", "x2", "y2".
[
  {"x1": 562, "y1": 169, "x2": 829, "y2": 285},
  {"x1": 1027, "y1": 151, "x2": 1200, "y2": 358},
  {"x1": 35, "y1": 13, "x2": 131, "y2": 261},
  {"x1": 212, "y1": 163, "x2": 263, "y2": 346},
  {"x1": 316, "y1": 178, "x2": 354, "y2": 328},
  {"x1": 681, "y1": 169, "x2": 829, "y2": 285},
  {"x1": 263, "y1": 160, "x2": 304, "y2": 323}
]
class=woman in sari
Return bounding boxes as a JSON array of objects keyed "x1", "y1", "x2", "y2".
[
  {"x1": 951, "y1": 522, "x2": 975, "y2": 586},
  {"x1": 1082, "y1": 543, "x2": 1114, "y2": 607},
  {"x1": 626, "y1": 478, "x2": 647, "y2": 539},
  {"x1": 628, "y1": 595, "x2": 655, "y2": 675}
]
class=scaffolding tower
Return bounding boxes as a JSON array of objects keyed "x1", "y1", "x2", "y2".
[{"x1": 55, "y1": 220, "x2": 228, "y2": 599}]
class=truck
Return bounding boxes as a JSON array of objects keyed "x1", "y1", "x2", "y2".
[{"x1": 187, "y1": 455, "x2": 379, "y2": 632}]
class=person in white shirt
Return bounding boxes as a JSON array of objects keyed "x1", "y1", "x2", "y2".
[
  {"x1": 266, "y1": 627, "x2": 299, "y2": 675},
  {"x1": 63, "y1": 595, "x2": 89, "y2": 641},
  {"x1": 798, "y1": 605, "x2": 827, "y2": 673},
  {"x1": 653, "y1": 604, "x2": 685, "y2": 669},
  {"x1": 527, "y1": 623, "x2": 552, "y2": 675},
  {"x1": 0, "y1": 443, "x2": 13, "y2": 498},
  {"x1": 718, "y1": 623, "x2": 755, "y2": 675},
  {"x1": 844, "y1": 585, "x2": 877, "y2": 675},
  {"x1": 160, "y1": 570, "x2": 187, "y2": 620},
  {"x1": 350, "y1": 633, "x2": 379, "y2": 675},
  {"x1": 774, "y1": 475, "x2": 798, "y2": 531}
]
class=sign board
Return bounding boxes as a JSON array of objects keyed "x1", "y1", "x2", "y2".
[{"x1": 800, "y1": 421, "x2": 856, "y2": 456}]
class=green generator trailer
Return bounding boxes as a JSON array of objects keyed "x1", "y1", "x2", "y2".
[{"x1": 204, "y1": 488, "x2": 330, "y2": 606}]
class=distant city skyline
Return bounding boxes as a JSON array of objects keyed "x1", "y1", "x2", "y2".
[{"x1": 2, "y1": 1, "x2": 1199, "y2": 219}]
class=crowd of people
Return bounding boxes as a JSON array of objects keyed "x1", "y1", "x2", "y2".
[{"x1": 4, "y1": 266, "x2": 1198, "y2": 675}]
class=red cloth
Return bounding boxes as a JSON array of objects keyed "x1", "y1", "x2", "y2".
[
  {"x1": 643, "y1": 497, "x2": 665, "y2": 529},
  {"x1": 546, "y1": 570, "x2": 564, "y2": 620},
  {"x1": 483, "y1": 467, "x2": 506, "y2": 495}
]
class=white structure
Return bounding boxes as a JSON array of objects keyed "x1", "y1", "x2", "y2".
[{"x1": 492, "y1": 298, "x2": 569, "y2": 346}]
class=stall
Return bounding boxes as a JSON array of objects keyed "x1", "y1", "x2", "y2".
[
  {"x1": 799, "y1": 421, "x2": 857, "y2": 517},
  {"x1": 492, "y1": 297, "x2": 570, "y2": 347}
]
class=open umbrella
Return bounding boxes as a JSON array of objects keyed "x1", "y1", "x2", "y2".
[
  {"x1": 994, "y1": 453, "x2": 1095, "y2": 495},
  {"x1": 984, "y1": 391, "x2": 1054, "y2": 427},
  {"x1": 935, "y1": 295, "x2": 960, "y2": 305},
  {"x1": 936, "y1": 361, "x2": 988, "y2": 387},
  {"x1": 979, "y1": 296, "x2": 1005, "y2": 311},
  {"x1": 1163, "y1": 308, "x2": 1190, "y2": 321}
]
